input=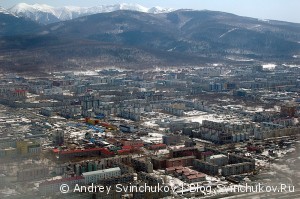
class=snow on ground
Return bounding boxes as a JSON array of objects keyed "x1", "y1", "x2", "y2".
[
  {"x1": 262, "y1": 63, "x2": 276, "y2": 69},
  {"x1": 73, "y1": 71, "x2": 99, "y2": 76},
  {"x1": 156, "y1": 149, "x2": 169, "y2": 155},
  {"x1": 219, "y1": 28, "x2": 238, "y2": 38},
  {"x1": 271, "y1": 163, "x2": 294, "y2": 175},
  {"x1": 183, "y1": 114, "x2": 224, "y2": 124},
  {"x1": 226, "y1": 57, "x2": 254, "y2": 62},
  {"x1": 0, "y1": 188, "x2": 19, "y2": 197},
  {"x1": 140, "y1": 132, "x2": 164, "y2": 143},
  {"x1": 283, "y1": 63, "x2": 300, "y2": 68},
  {"x1": 142, "y1": 121, "x2": 159, "y2": 127}
]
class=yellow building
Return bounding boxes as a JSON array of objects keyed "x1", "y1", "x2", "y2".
[
  {"x1": 17, "y1": 140, "x2": 29, "y2": 155},
  {"x1": 17, "y1": 140, "x2": 41, "y2": 156}
]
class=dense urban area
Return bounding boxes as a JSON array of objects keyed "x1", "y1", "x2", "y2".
[{"x1": 0, "y1": 63, "x2": 300, "y2": 198}]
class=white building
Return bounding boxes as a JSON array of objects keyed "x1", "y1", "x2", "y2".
[
  {"x1": 39, "y1": 176, "x2": 85, "y2": 195},
  {"x1": 82, "y1": 167, "x2": 121, "y2": 184},
  {"x1": 44, "y1": 87, "x2": 63, "y2": 95},
  {"x1": 209, "y1": 154, "x2": 228, "y2": 166}
]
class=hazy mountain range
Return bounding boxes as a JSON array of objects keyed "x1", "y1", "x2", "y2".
[{"x1": 0, "y1": 3, "x2": 299, "y2": 73}]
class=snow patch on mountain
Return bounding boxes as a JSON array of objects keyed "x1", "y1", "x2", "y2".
[
  {"x1": 148, "y1": 6, "x2": 173, "y2": 14},
  {"x1": 0, "y1": 6, "x2": 16, "y2": 16},
  {"x1": 9, "y1": 3, "x2": 174, "y2": 24}
]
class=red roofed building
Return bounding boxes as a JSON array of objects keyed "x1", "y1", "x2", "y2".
[
  {"x1": 170, "y1": 147, "x2": 199, "y2": 158},
  {"x1": 121, "y1": 139, "x2": 144, "y2": 147},
  {"x1": 100, "y1": 148, "x2": 115, "y2": 157},
  {"x1": 52, "y1": 148, "x2": 104, "y2": 159},
  {"x1": 14, "y1": 89, "x2": 27, "y2": 98},
  {"x1": 166, "y1": 156, "x2": 195, "y2": 168},
  {"x1": 149, "y1": 143, "x2": 167, "y2": 150},
  {"x1": 165, "y1": 167, "x2": 206, "y2": 183},
  {"x1": 186, "y1": 173, "x2": 206, "y2": 183},
  {"x1": 117, "y1": 149, "x2": 131, "y2": 155}
]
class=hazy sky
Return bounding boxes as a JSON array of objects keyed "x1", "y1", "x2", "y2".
[{"x1": 1, "y1": 0, "x2": 299, "y2": 23}]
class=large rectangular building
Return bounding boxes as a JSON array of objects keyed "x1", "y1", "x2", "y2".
[
  {"x1": 162, "y1": 135, "x2": 181, "y2": 146},
  {"x1": 83, "y1": 167, "x2": 121, "y2": 184},
  {"x1": 166, "y1": 156, "x2": 195, "y2": 168},
  {"x1": 209, "y1": 154, "x2": 228, "y2": 166}
]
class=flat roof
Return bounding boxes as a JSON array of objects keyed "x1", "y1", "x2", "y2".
[
  {"x1": 210, "y1": 154, "x2": 227, "y2": 159},
  {"x1": 82, "y1": 167, "x2": 120, "y2": 177},
  {"x1": 40, "y1": 176, "x2": 84, "y2": 186},
  {"x1": 168, "y1": 156, "x2": 195, "y2": 161}
]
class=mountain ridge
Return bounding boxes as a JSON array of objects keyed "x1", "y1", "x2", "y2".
[
  {"x1": 0, "y1": 8, "x2": 299, "y2": 73},
  {"x1": 8, "y1": 3, "x2": 174, "y2": 24},
  {"x1": 44, "y1": 10, "x2": 300, "y2": 57},
  {"x1": 0, "y1": 7, "x2": 40, "y2": 36}
]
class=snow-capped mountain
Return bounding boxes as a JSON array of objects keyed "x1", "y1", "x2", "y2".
[
  {"x1": 0, "y1": 6, "x2": 41, "y2": 36},
  {"x1": 0, "y1": 6, "x2": 15, "y2": 16},
  {"x1": 148, "y1": 6, "x2": 173, "y2": 14},
  {"x1": 9, "y1": 3, "x2": 174, "y2": 24}
]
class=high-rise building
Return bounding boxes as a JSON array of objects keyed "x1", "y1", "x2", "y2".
[{"x1": 52, "y1": 130, "x2": 64, "y2": 146}]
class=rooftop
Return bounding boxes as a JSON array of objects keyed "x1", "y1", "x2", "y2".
[
  {"x1": 210, "y1": 154, "x2": 227, "y2": 159},
  {"x1": 40, "y1": 176, "x2": 84, "y2": 186},
  {"x1": 82, "y1": 167, "x2": 121, "y2": 177}
]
